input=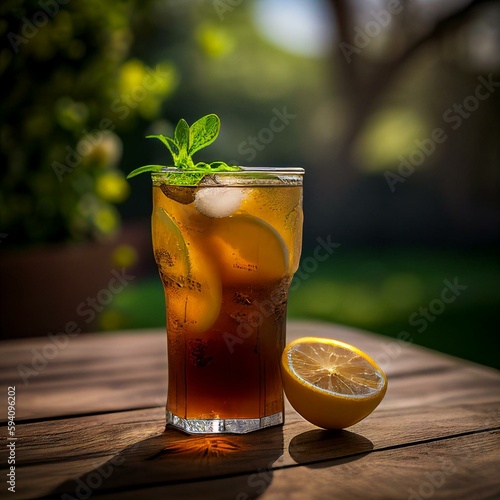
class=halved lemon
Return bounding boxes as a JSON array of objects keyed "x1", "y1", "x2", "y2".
[
  {"x1": 281, "y1": 337, "x2": 387, "y2": 429},
  {"x1": 207, "y1": 214, "x2": 289, "y2": 285}
]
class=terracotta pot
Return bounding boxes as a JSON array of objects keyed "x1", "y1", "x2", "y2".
[{"x1": 0, "y1": 222, "x2": 153, "y2": 339}]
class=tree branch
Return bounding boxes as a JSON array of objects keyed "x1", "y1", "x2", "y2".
[{"x1": 330, "y1": 0, "x2": 494, "y2": 163}]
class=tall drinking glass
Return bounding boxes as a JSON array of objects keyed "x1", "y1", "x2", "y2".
[{"x1": 151, "y1": 167, "x2": 304, "y2": 434}]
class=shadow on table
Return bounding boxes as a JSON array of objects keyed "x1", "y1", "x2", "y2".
[
  {"x1": 289, "y1": 428, "x2": 374, "y2": 468},
  {"x1": 49, "y1": 425, "x2": 284, "y2": 499}
]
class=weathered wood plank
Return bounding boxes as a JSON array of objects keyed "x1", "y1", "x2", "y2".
[
  {"x1": 3, "y1": 321, "x2": 497, "y2": 422},
  {"x1": 12, "y1": 429, "x2": 500, "y2": 499},
  {"x1": 1, "y1": 321, "x2": 499, "y2": 499},
  {"x1": 1, "y1": 355, "x2": 497, "y2": 424},
  {"x1": 4, "y1": 402, "x2": 500, "y2": 466},
  {"x1": 95, "y1": 430, "x2": 500, "y2": 500},
  {"x1": 0, "y1": 322, "x2": 465, "y2": 378},
  {"x1": 3, "y1": 401, "x2": 499, "y2": 499}
]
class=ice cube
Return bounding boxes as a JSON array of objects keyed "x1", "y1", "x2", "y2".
[{"x1": 194, "y1": 187, "x2": 246, "y2": 218}]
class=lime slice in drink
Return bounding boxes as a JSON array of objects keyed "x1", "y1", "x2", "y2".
[
  {"x1": 153, "y1": 208, "x2": 189, "y2": 273},
  {"x1": 207, "y1": 215, "x2": 289, "y2": 285},
  {"x1": 153, "y1": 208, "x2": 222, "y2": 333}
]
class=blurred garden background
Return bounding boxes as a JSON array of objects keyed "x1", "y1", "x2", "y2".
[{"x1": 1, "y1": 0, "x2": 499, "y2": 368}]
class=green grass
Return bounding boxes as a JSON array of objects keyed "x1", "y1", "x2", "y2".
[
  {"x1": 102, "y1": 249, "x2": 500, "y2": 369},
  {"x1": 287, "y1": 249, "x2": 499, "y2": 369}
]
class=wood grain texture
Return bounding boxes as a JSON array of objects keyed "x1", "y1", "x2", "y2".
[
  {"x1": 2, "y1": 321, "x2": 496, "y2": 421},
  {"x1": 1, "y1": 320, "x2": 499, "y2": 499},
  {"x1": 95, "y1": 431, "x2": 500, "y2": 500},
  {"x1": 5, "y1": 402, "x2": 500, "y2": 498},
  {"x1": 3, "y1": 401, "x2": 498, "y2": 467}
]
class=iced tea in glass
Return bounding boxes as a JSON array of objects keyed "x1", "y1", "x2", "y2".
[{"x1": 152, "y1": 167, "x2": 303, "y2": 434}]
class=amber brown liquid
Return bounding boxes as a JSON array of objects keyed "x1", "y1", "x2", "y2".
[{"x1": 152, "y1": 183, "x2": 303, "y2": 421}]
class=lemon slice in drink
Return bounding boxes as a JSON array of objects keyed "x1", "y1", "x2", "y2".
[
  {"x1": 281, "y1": 337, "x2": 388, "y2": 429},
  {"x1": 207, "y1": 215, "x2": 289, "y2": 285},
  {"x1": 153, "y1": 208, "x2": 221, "y2": 334}
]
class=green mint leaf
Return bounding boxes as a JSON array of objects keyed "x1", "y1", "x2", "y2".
[
  {"x1": 174, "y1": 119, "x2": 190, "y2": 152},
  {"x1": 189, "y1": 114, "x2": 220, "y2": 156},
  {"x1": 156, "y1": 170, "x2": 207, "y2": 186},
  {"x1": 194, "y1": 161, "x2": 239, "y2": 171},
  {"x1": 208, "y1": 161, "x2": 240, "y2": 171},
  {"x1": 126, "y1": 165, "x2": 165, "y2": 179},
  {"x1": 175, "y1": 148, "x2": 195, "y2": 170},
  {"x1": 127, "y1": 113, "x2": 242, "y2": 183}
]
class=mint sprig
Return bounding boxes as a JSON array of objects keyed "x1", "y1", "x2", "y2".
[{"x1": 126, "y1": 114, "x2": 240, "y2": 181}]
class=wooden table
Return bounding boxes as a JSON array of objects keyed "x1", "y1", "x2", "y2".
[{"x1": 1, "y1": 321, "x2": 499, "y2": 499}]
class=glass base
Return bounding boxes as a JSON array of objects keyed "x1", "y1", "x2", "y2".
[{"x1": 166, "y1": 410, "x2": 283, "y2": 434}]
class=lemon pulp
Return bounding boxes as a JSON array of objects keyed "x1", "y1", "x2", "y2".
[
  {"x1": 281, "y1": 337, "x2": 388, "y2": 429},
  {"x1": 287, "y1": 342, "x2": 385, "y2": 397},
  {"x1": 207, "y1": 214, "x2": 289, "y2": 285}
]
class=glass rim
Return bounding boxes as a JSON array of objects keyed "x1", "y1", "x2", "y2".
[
  {"x1": 151, "y1": 166, "x2": 304, "y2": 187},
  {"x1": 151, "y1": 166, "x2": 304, "y2": 175}
]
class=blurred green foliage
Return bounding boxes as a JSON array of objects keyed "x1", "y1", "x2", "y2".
[
  {"x1": 1, "y1": 0, "x2": 498, "y2": 363},
  {"x1": 0, "y1": 0, "x2": 177, "y2": 245}
]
